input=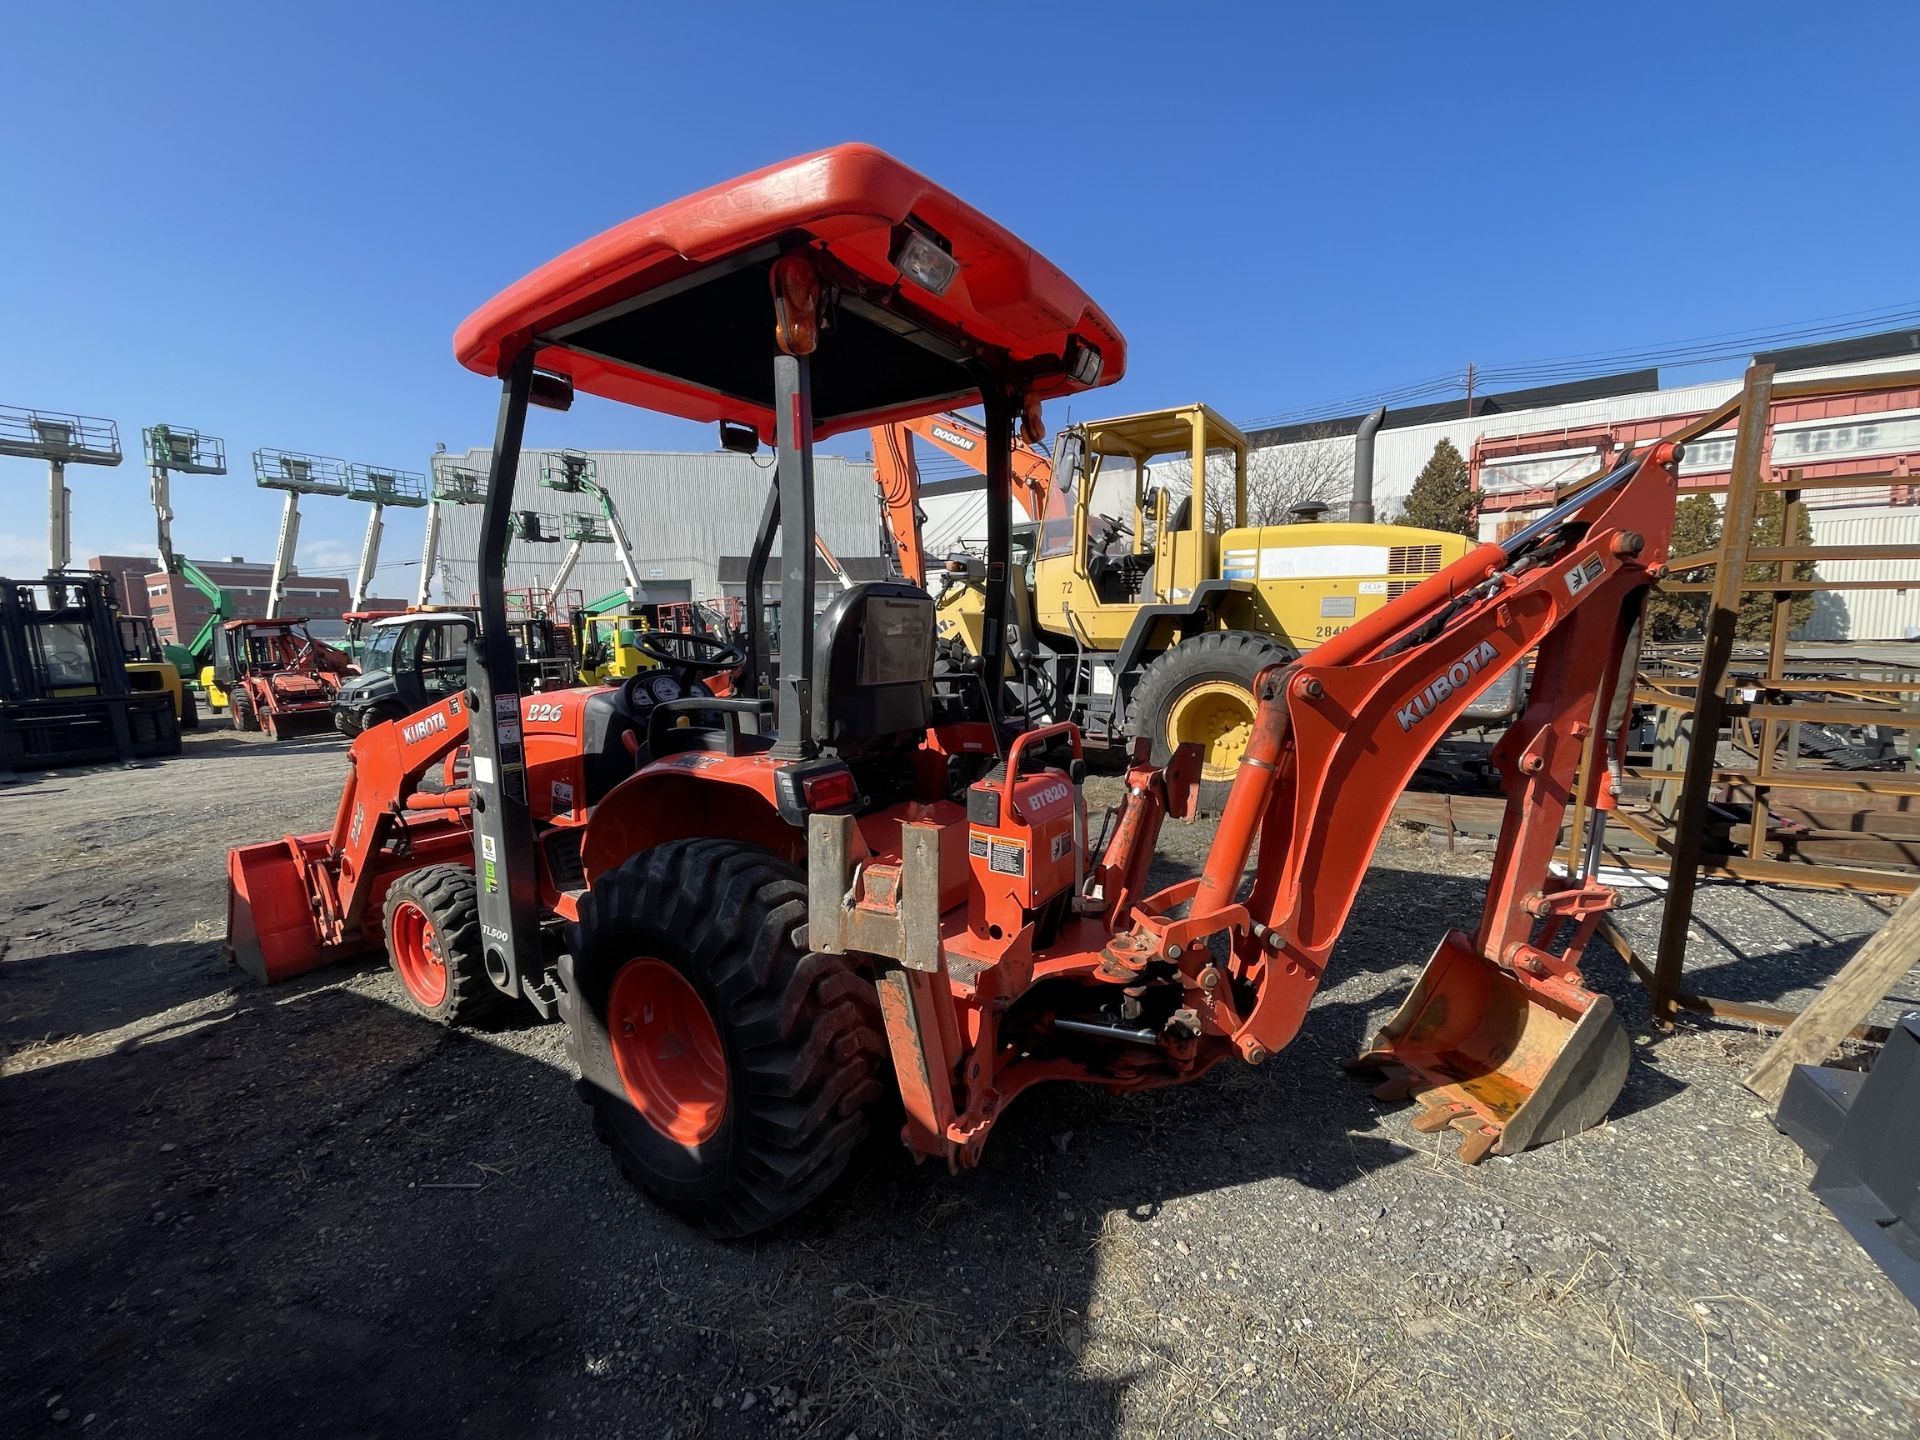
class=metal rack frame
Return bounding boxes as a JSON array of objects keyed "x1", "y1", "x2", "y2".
[{"x1": 1558, "y1": 363, "x2": 1920, "y2": 1028}]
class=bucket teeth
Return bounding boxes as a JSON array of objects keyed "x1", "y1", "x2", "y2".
[
  {"x1": 1453, "y1": 1125, "x2": 1498, "y2": 1166},
  {"x1": 1408, "y1": 1102, "x2": 1460, "y2": 1134}
]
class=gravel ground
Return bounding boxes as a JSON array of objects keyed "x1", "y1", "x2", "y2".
[{"x1": 2, "y1": 730, "x2": 1916, "y2": 1440}]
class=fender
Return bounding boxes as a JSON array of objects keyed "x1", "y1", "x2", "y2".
[
  {"x1": 1111, "y1": 579, "x2": 1267, "y2": 696},
  {"x1": 580, "y1": 753, "x2": 799, "y2": 882}
]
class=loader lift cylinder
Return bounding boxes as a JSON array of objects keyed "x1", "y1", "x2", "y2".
[{"x1": 466, "y1": 348, "x2": 546, "y2": 1007}]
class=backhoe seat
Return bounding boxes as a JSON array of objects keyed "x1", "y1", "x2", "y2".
[
  {"x1": 580, "y1": 691, "x2": 644, "y2": 803},
  {"x1": 580, "y1": 689, "x2": 775, "y2": 803},
  {"x1": 811, "y1": 581, "x2": 936, "y2": 746}
]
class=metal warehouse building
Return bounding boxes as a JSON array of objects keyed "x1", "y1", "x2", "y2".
[
  {"x1": 431, "y1": 446, "x2": 881, "y2": 610},
  {"x1": 1241, "y1": 328, "x2": 1920, "y2": 641}
]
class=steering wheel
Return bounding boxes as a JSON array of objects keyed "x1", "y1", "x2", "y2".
[
  {"x1": 43, "y1": 644, "x2": 90, "y2": 681},
  {"x1": 632, "y1": 629, "x2": 745, "y2": 675},
  {"x1": 1094, "y1": 515, "x2": 1132, "y2": 553}
]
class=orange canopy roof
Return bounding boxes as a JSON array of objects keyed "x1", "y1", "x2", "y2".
[{"x1": 454, "y1": 144, "x2": 1125, "y2": 441}]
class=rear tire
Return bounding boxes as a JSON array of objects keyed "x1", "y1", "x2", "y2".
[
  {"x1": 381, "y1": 865, "x2": 500, "y2": 1025},
  {"x1": 1128, "y1": 630, "x2": 1293, "y2": 817},
  {"x1": 563, "y1": 838, "x2": 888, "y2": 1237}
]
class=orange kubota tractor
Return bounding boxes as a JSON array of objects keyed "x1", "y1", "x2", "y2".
[
  {"x1": 227, "y1": 145, "x2": 1680, "y2": 1236},
  {"x1": 215, "y1": 617, "x2": 357, "y2": 739}
]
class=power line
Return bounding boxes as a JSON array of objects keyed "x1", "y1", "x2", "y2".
[{"x1": 1244, "y1": 301, "x2": 1920, "y2": 430}]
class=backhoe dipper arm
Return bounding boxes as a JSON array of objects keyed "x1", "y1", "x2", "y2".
[{"x1": 1123, "y1": 443, "x2": 1682, "y2": 1084}]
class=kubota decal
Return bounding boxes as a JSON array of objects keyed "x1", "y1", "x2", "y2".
[
  {"x1": 1396, "y1": 639, "x2": 1501, "y2": 732},
  {"x1": 403, "y1": 711, "x2": 448, "y2": 745}
]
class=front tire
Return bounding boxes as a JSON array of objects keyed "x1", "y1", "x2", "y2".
[
  {"x1": 563, "y1": 839, "x2": 888, "y2": 1237},
  {"x1": 381, "y1": 865, "x2": 500, "y2": 1025},
  {"x1": 230, "y1": 692, "x2": 259, "y2": 733},
  {"x1": 180, "y1": 689, "x2": 200, "y2": 731},
  {"x1": 1128, "y1": 630, "x2": 1293, "y2": 816}
]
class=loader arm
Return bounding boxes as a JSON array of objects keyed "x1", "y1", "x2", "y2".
[
  {"x1": 226, "y1": 688, "x2": 476, "y2": 982},
  {"x1": 317, "y1": 689, "x2": 474, "y2": 932},
  {"x1": 1113, "y1": 442, "x2": 1683, "y2": 1156}
]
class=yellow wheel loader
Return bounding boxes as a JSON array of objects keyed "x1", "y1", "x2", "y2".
[{"x1": 905, "y1": 404, "x2": 1496, "y2": 808}]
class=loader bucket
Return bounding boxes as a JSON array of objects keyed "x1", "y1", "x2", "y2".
[
  {"x1": 1348, "y1": 929, "x2": 1629, "y2": 1163},
  {"x1": 226, "y1": 838, "x2": 330, "y2": 984}
]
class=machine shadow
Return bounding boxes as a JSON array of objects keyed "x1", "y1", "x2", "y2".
[
  {"x1": 1604, "y1": 886, "x2": 1912, "y2": 1019},
  {"x1": 181, "y1": 731, "x2": 348, "y2": 758},
  {"x1": 0, "y1": 940, "x2": 235, "y2": 1059},
  {"x1": 1, "y1": 851, "x2": 1688, "y2": 1440}
]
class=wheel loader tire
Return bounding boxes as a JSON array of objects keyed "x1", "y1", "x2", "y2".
[
  {"x1": 381, "y1": 865, "x2": 500, "y2": 1026},
  {"x1": 230, "y1": 692, "x2": 259, "y2": 733},
  {"x1": 1128, "y1": 630, "x2": 1294, "y2": 818},
  {"x1": 563, "y1": 838, "x2": 888, "y2": 1238}
]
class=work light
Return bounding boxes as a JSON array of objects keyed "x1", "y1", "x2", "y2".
[
  {"x1": 1064, "y1": 337, "x2": 1103, "y2": 387},
  {"x1": 888, "y1": 220, "x2": 957, "y2": 297}
]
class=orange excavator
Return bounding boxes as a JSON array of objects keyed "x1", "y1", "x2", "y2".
[
  {"x1": 870, "y1": 409, "x2": 1055, "y2": 585},
  {"x1": 228, "y1": 145, "x2": 1675, "y2": 1237}
]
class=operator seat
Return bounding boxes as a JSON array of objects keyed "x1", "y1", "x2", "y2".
[{"x1": 810, "y1": 580, "x2": 935, "y2": 747}]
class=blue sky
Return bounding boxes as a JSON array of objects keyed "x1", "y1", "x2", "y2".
[{"x1": 3, "y1": 2, "x2": 1916, "y2": 586}]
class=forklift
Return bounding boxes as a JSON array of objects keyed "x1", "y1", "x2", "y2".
[
  {"x1": 230, "y1": 145, "x2": 1677, "y2": 1236},
  {"x1": 115, "y1": 610, "x2": 199, "y2": 731},
  {"x1": 1, "y1": 572, "x2": 180, "y2": 771}
]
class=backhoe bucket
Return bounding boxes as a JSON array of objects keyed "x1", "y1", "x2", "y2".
[
  {"x1": 226, "y1": 837, "x2": 329, "y2": 984},
  {"x1": 1349, "y1": 929, "x2": 1629, "y2": 1163}
]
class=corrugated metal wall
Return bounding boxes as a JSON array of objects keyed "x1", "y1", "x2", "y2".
[
  {"x1": 1251, "y1": 354, "x2": 1920, "y2": 522},
  {"x1": 432, "y1": 448, "x2": 880, "y2": 606},
  {"x1": 1802, "y1": 505, "x2": 1920, "y2": 641}
]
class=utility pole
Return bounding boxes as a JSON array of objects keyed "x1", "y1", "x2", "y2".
[{"x1": 1463, "y1": 362, "x2": 1477, "y2": 419}]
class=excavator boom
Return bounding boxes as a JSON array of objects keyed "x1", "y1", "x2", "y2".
[{"x1": 870, "y1": 410, "x2": 1053, "y2": 581}]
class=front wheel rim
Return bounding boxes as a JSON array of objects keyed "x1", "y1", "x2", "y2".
[
  {"x1": 1167, "y1": 679, "x2": 1258, "y2": 783},
  {"x1": 390, "y1": 900, "x2": 448, "y2": 1007},
  {"x1": 607, "y1": 958, "x2": 728, "y2": 1147}
]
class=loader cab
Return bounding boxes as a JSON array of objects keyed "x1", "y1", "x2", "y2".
[{"x1": 1035, "y1": 405, "x2": 1248, "y2": 650}]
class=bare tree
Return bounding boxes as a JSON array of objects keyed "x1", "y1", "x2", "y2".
[{"x1": 1153, "y1": 423, "x2": 1354, "y2": 532}]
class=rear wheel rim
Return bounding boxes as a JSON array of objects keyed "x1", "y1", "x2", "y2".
[
  {"x1": 390, "y1": 900, "x2": 448, "y2": 1008},
  {"x1": 607, "y1": 957, "x2": 728, "y2": 1146},
  {"x1": 1167, "y1": 679, "x2": 1257, "y2": 783}
]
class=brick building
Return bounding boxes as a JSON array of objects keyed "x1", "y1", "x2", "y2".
[
  {"x1": 88, "y1": 554, "x2": 162, "y2": 618},
  {"x1": 102, "y1": 556, "x2": 402, "y2": 647}
]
